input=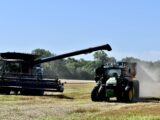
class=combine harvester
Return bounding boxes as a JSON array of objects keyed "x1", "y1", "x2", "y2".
[{"x1": 0, "y1": 44, "x2": 112, "y2": 95}]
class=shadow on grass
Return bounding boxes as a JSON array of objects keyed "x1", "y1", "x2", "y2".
[
  {"x1": 18, "y1": 93, "x2": 74, "y2": 100},
  {"x1": 91, "y1": 97, "x2": 160, "y2": 103},
  {"x1": 44, "y1": 94, "x2": 74, "y2": 100},
  {"x1": 139, "y1": 97, "x2": 160, "y2": 103}
]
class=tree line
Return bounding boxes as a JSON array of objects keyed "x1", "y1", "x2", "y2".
[{"x1": 32, "y1": 48, "x2": 160, "y2": 80}]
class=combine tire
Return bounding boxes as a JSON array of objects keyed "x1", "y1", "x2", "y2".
[
  {"x1": 0, "y1": 88, "x2": 10, "y2": 95},
  {"x1": 34, "y1": 90, "x2": 44, "y2": 96},
  {"x1": 21, "y1": 89, "x2": 44, "y2": 96},
  {"x1": 58, "y1": 86, "x2": 64, "y2": 92}
]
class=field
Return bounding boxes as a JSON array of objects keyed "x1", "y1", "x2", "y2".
[{"x1": 0, "y1": 80, "x2": 160, "y2": 120}]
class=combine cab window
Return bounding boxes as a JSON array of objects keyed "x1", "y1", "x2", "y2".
[
  {"x1": 5, "y1": 61, "x2": 21, "y2": 73},
  {"x1": 0, "y1": 61, "x2": 4, "y2": 73}
]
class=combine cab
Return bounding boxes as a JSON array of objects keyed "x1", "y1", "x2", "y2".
[
  {"x1": 0, "y1": 44, "x2": 112, "y2": 95},
  {"x1": 91, "y1": 62, "x2": 139, "y2": 102}
]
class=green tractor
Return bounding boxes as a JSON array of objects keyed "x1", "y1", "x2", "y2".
[{"x1": 91, "y1": 62, "x2": 139, "y2": 102}]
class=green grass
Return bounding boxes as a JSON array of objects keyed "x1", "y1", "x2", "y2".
[{"x1": 39, "y1": 114, "x2": 160, "y2": 120}]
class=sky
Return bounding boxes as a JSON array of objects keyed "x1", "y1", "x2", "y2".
[{"x1": 0, "y1": 0, "x2": 160, "y2": 61}]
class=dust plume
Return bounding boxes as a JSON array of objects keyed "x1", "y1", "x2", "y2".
[{"x1": 136, "y1": 62, "x2": 160, "y2": 97}]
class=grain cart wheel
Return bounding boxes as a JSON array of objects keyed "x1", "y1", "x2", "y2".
[{"x1": 91, "y1": 86, "x2": 100, "y2": 101}]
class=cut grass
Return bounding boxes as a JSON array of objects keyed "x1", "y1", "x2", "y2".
[
  {"x1": 0, "y1": 80, "x2": 159, "y2": 120},
  {"x1": 39, "y1": 114, "x2": 160, "y2": 120}
]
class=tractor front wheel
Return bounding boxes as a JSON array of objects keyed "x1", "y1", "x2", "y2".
[{"x1": 91, "y1": 86, "x2": 100, "y2": 101}]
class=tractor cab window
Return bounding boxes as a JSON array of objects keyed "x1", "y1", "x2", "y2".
[{"x1": 106, "y1": 68, "x2": 121, "y2": 77}]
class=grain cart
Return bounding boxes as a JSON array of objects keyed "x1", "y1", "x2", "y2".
[
  {"x1": 91, "y1": 62, "x2": 139, "y2": 102},
  {"x1": 0, "y1": 44, "x2": 112, "y2": 95}
]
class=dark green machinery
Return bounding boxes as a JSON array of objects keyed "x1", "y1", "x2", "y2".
[
  {"x1": 0, "y1": 44, "x2": 112, "y2": 95},
  {"x1": 91, "y1": 62, "x2": 139, "y2": 102}
]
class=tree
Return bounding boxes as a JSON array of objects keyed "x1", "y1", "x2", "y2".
[
  {"x1": 93, "y1": 50, "x2": 110, "y2": 67},
  {"x1": 31, "y1": 48, "x2": 70, "y2": 78},
  {"x1": 32, "y1": 48, "x2": 52, "y2": 57}
]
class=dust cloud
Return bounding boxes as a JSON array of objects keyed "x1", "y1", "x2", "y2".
[{"x1": 136, "y1": 62, "x2": 160, "y2": 97}]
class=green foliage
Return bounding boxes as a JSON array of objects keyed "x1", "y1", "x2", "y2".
[
  {"x1": 31, "y1": 48, "x2": 160, "y2": 80},
  {"x1": 33, "y1": 48, "x2": 160, "y2": 80},
  {"x1": 32, "y1": 48, "x2": 70, "y2": 79},
  {"x1": 32, "y1": 48, "x2": 52, "y2": 57},
  {"x1": 65, "y1": 58, "x2": 94, "y2": 79},
  {"x1": 93, "y1": 51, "x2": 109, "y2": 65},
  {"x1": 31, "y1": 49, "x2": 118, "y2": 79}
]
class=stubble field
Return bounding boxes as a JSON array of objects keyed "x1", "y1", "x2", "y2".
[{"x1": 0, "y1": 80, "x2": 160, "y2": 120}]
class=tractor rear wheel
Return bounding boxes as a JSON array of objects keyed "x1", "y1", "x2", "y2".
[
  {"x1": 124, "y1": 80, "x2": 139, "y2": 103},
  {"x1": 132, "y1": 80, "x2": 139, "y2": 102}
]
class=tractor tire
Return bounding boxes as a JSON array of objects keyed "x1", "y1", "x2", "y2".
[
  {"x1": 98, "y1": 86, "x2": 106, "y2": 101},
  {"x1": 132, "y1": 80, "x2": 139, "y2": 102},
  {"x1": 91, "y1": 86, "x2": 100, "y2": 101},
  {"x1": 91, "y1": 85, "x2": 106, "y2": 102},
  {"x1": 124, "y1": 80, "x2": 139, "y2": 103}
]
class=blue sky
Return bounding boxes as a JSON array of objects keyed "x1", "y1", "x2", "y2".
[{"x1": 0, "y1": 0, "x2": 160, "y2": 61}]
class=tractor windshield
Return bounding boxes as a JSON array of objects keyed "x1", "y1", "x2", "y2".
[{"x1": 106, "y1": 68, "x2": 121, "y2": 77}]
